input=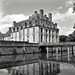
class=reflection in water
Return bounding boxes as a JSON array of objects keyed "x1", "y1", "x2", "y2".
[
  {"x1": 0, "y1": 53, "x2": 75, "y2": 75},
  {"x1": 7, "y1": 60, "x2": 60, "y2": 75}
]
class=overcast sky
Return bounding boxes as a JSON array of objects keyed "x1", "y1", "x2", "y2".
[{"x1": 0, "y1": 0, "x2": 75, "y2": 35}]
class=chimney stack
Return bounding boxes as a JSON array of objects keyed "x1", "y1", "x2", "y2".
[
  {"x1": 13, "y1": 21, "x2": 16, "y2": 27},
  {"x1": 48, "y1": 13, "x2": 52, "y2": 22},
  {"x1": 34, "y1": 11, "x2": 37, "y2": 14},
  {"x1": 40, "y1": 9, "x2": 44, "y2": 19},
  {"x1": 9, "y1": 27, "x2": 11, "y2": 32}
]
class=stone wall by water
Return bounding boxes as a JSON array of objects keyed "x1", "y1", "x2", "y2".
[{"x1": 0, "y1": 41, "x2": 40, "y2": 55}]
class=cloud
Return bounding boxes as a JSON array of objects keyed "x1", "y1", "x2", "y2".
[
  {"x1": 0, "y1": 14, "x2": 28, "y2": 33},
  {"x1": 5, "y1": 1, "x2": 12, "y2": 5},
  {"x1": 65, "y1": 0, "x2": 74, "y2": 7},
  {"x1": 53, "y1": 7, "x2": 75, "y2": 22},
  {"x1": 53, "y1": 7, "x2": 75, "y2": 35},
  {"x1": 57, "y1": 6, "x2": 63, "y2": 10},
  {"x1": 53, "y1": 6, "x2": 63, "y2": 13},
  {"x1": 60, "y1": 26, "x2": 74, "y2": 35}
]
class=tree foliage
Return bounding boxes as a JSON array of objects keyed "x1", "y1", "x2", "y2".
[
  {"x1": 59, "y1": 35, "x2": 68, "y2": 42},
  {"x1": 59, "y1": 30, "x2": 75, "y2": 42},
  {"x1": 67, "y1": 30, "x2": 75, "y2": 42}
]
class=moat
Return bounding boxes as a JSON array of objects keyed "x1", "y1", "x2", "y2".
[{"x1": 0, "y1": 52, "x2": 75, "y2": 75}]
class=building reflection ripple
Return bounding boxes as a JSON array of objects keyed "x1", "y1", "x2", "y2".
[{"x1": 5, "y1": 54, "x2": 60, "y2": 75}]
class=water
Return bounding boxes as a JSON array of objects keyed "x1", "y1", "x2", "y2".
[{"x1": 0, "y1": 53, "x2": 75, "y2": 75}]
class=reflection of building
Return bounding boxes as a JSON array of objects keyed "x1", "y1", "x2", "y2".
[
  {"x1": 8, "y1": 60, "x2": 60, "y2": 75},
  {"x1": 3, "y1": 9, "x2": 59, "y2": 43}
]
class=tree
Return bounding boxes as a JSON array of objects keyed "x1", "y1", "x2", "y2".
[
  {"x1": 72, "y1": 3, "x2": 75, "y2": 13},
  {"x1": 67, "y1": 30, "x2": 75, "y2": 42},
  {"x1": 59, "y1": 35, "x2": 68, "y2": 42}
]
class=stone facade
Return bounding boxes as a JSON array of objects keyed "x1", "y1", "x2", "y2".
[{"x1": 5, "y1": 9, "x2": 59, "y2": 43}]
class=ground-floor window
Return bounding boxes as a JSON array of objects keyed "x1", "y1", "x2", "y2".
[
  {"x1": 27, "y1": 36, "x2": 29, "y2": 42},
  {"x1": 33, "y1": 35, "x2": 35, "y2": 42},
  {"x1": 41, "y1": 35, "x2": 43, "y2": 42},
  {"x1": 46, "y1": 36, "x2": 47, "y2": 42},
  {"x1": 49, "y1": 36, "x2": 50, "y2": 42}
]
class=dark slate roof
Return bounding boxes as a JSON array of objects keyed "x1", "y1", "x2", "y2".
[
  {"x1": 0, "y1": 32, "x2": 5, "y2": 37},
  {"x1": 15, "y1": 19, "x2": 29, "y2": 27},
  {"x1": 4, "y1": 30, "x2": 11, "y2": 37},
  {"x1": 16, "y1": 19, "x2": 29, "y2": 24}
]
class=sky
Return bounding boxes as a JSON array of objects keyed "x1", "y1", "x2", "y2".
[{"x1": 0, "y1": 0, "x2": 75, "y2": 35}]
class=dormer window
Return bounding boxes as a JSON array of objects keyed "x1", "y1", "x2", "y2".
[
  {"x1": 13, "y1": 28, "x2": 15, "y2": 32},
  {"x1": 21, "y1": 26, "x2": 22, "y2": 30},
  {"x1": 29, "y1": 22, "x2": 31, "y2": 25},
  {"x1": 25, "y1": 23, "x2": 27, "y2": 27},
  {"x1": 35, "y1": 20, "x2": 37, "y2": 25}
]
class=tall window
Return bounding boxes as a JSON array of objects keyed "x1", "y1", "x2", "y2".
[
  {"x1": 27, "y1": 36, "x2": 29, "y2": 42},
  {"x1": 46, "y1": 29, "x2": 47, "y2": 34},
  {"x1": 41, "y1": 35, "x2": 43, "y2": 42},
  {"x1": 52, "y1": 30, "x2": 54, "y2": 42},
  {"x1": 17, "y1": 27, "x2": 19, "y2": 31},
  {"x1": 33, "y1": 28, "x2": 35, "y2": 34},
  {"x1": 49, "y1": 36, "x2": 50, "y2": 42},
  {"x1": 27, "y1": 29, "x2": 29, "y2": 35},
  {"x1": 33, "y1": 35, "x2": 35, "y2": 42},
  {"x1": 23, "y1": 30, "x2": 25, "y2": 41},
  {"x1": 49, "y1": 30, "x2": 51, "y2": 34},
  {"x1": 11, "y1": 33, "x2": 13, "y2": 40},
  {"x1": 19, "y1": 31, "x2": 21, "y2": 41},
  {"x1": 46, "y1": 36, "x2": 47, "y2": 42},
  {"x1": 40, "y1": 28, "x2": 43, "y2": 33},
  {"x1": 15, "y1": 32, "x2": 17, "y2": 41}
]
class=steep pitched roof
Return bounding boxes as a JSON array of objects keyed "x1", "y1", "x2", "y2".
[
  {"x1": 15, "y1": 19, "x2": 29, "y2": 27},
  {"x1": 0, "y1": 32, "x2": 5, "y2": 38},
  {"x1": 4, "y1": 31, "x2": 10, "y2": 37}
]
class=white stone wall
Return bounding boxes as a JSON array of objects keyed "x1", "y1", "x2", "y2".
[
  {"x1": 53, "y1": 30, "x2": 56, "y2": 43},
  {"x1": 25, "y1": 29, "x2": 27, "y2": 41},
  {"x1": 4, "y1": 36, "x2": 11, "y2": 41},
  {"x1": 13, "y1": 33, "x2": 15, "y2": 41},
  {"x1": 29, "y1": 28, "x2": 33, "y2": 42},
  {"x1": 35, "y1": 27, "x2": 39, "y2": 43},
  {"x1": 16, "y1": 32, "x2": 19, "y2": 41},
  {"x1": 28, "y1": 27, "x2": 39, "y2": 43},
  {"x1": 21, "y1": 30, "x2": 23, "y2": 41},
  {"x1": 9, "y1": 26, "x2": 59, "y2": 43}
]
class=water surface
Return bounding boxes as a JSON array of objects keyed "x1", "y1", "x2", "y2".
[{"x1": 0, "y1": 53, "x2": 75, "y2": 75}]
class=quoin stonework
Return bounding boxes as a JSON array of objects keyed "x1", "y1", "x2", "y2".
[{"x1": 4, "y1": 9, "x2": 59, "y2": 43}]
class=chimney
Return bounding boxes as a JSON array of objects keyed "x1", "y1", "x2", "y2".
[
  {"x1": 9, "y1": 27, "x2": 11, "y2": 32},
  {"x1": 13, "y1": 21, "x2": 16, "y2": 27},
  {"x1": 54, "y1": 23, "x2": 57, "y2": 28},
  {"x1": 39, "y1": 9, "x2": 44, "y2": 19},
  {"x1": 34, "y1": 11, "x2": 37, "y2": 14},
  {"x1": 48, "y1": 13, "x2": 52, "y2": 22}
]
